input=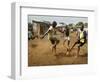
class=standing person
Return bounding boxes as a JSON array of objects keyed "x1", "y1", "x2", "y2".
[
  {"x1": 41, "y1": 21, "x2": 59, "y2": 55},
  {"x1": 63, "y1": 25, "x2": 70, "y2": 54},
  {"x1": 70, "y1": 24, "x2": 87, "y2": 58}
]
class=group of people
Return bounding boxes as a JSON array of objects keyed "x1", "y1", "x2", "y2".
[{"x1": 41, "y1": 21, "x2": 87, "y2": 58}]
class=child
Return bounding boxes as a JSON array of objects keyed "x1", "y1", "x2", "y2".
[
  {"x1": 63, "y1": 25, "x2": 70, "y2": 54},
  {"x1": 41, "y1": 21, "x2": 59, "y2": 55},
  {"x1": 70, "y1": 24, "x2": 87, "y2": 58}
]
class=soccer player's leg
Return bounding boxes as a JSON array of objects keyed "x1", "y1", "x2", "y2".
[
  {"x1": 75, "y1": 44, "x2": 80, "y2": 58},
  {"x1": 76, "y1": 42, "x2": 85, "y2": 57},
  {"x1": 67, "y1": 36, "x2": 70, "y2": 47},
  {"x1": 53, "y1": 38, "x2": 59, "y2": 55},
  {"x1": 63, "y1": 39, "x2": 67, "y2": 49},
  {"x1": 67, "y1": 36, "x2": 70, "y2": 51},
  {"x1": 49, "y1": 38, "x2": 55, "y2": 54},
  {"x1": 63, "y1": 37, "x2": 69, "y2": 55},
  {"x1": 70, "y1": 40, "x2": 79, "y2": 52},
  {"x1": 50, "y1": 37, "x2": 59, "y2": 55}
]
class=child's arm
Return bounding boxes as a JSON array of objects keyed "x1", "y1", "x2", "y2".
[
  {"x1": 56, "y1": 28, "x2": 64, "y2": 33},
  {"x1": 41, "y1": 29, "x2": 50, "y2": 39}
]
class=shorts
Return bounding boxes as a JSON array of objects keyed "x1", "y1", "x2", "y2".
[
  {"x1": 76, "y1": 40, "x2": 86, "y2": 47},
  {"x1": 49, "y1": 37, "x2": 59, "y2": 45},
  {"x1": 64, "y1": 36, "x2": 70, "y2": 41}
]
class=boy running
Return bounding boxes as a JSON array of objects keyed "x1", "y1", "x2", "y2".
[
  {"x1": 41, "y1": 21, "x2": 59, "y2": 55},
  {"x1": 63, "y1": 25, "x2": 70, "y2": 54}
]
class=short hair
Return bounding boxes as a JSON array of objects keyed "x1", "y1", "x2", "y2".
[
  {"x1": 80, "y1": 23, "x2": 84, "y2": 31},
  {"x1": 52, "y1": 21, "x2": 57, "y2": 27}
]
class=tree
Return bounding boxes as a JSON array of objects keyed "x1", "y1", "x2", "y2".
[
  {"x1": 84, "y1": 22, "x2": 88, "y2": 28},
  {"x1": 68, "y1": 23, "x2": 74, "y2": 29},
  {"x1": 59, "y1": 22, "x2": 66, "y2": 25},
  {"x1": 75, "y1": 22, "x2": 84, "y2": 28}
]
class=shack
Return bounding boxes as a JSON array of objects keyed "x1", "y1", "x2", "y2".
[{"x1": 32, "y1": 20, "x2": 50, "y2": 36}]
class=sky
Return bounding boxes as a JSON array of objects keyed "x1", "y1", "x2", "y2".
[{"x1": 28, "y1": 15, "x2": 88, "y2": 25}]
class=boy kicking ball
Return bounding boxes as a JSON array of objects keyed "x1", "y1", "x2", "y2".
[
  {"x1": 69, "y1": 23, "x2": 87, "y2": 58},
  {"x1": 41, "y1": 21, "x2": 59, "y2": 55}
]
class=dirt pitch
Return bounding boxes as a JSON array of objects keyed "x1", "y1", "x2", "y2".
[{"x1": 28, "y1": 32, "x2": 88, "y2": 66}]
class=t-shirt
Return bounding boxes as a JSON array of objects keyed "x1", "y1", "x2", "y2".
[
  {"x1": 79, "y1": 30, "x2": 87, "y2": 43},
  {"x1": 80, "y1": 31, "x2": 84, "y2": 43}
]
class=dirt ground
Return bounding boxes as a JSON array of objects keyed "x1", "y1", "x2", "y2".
[{"x1": 28, "y1": 32, "x2": 88, "y2": 66}]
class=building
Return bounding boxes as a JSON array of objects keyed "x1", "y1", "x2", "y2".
[{"x1": 32, "y1": 20, "x2": 50, "y2": 37}]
